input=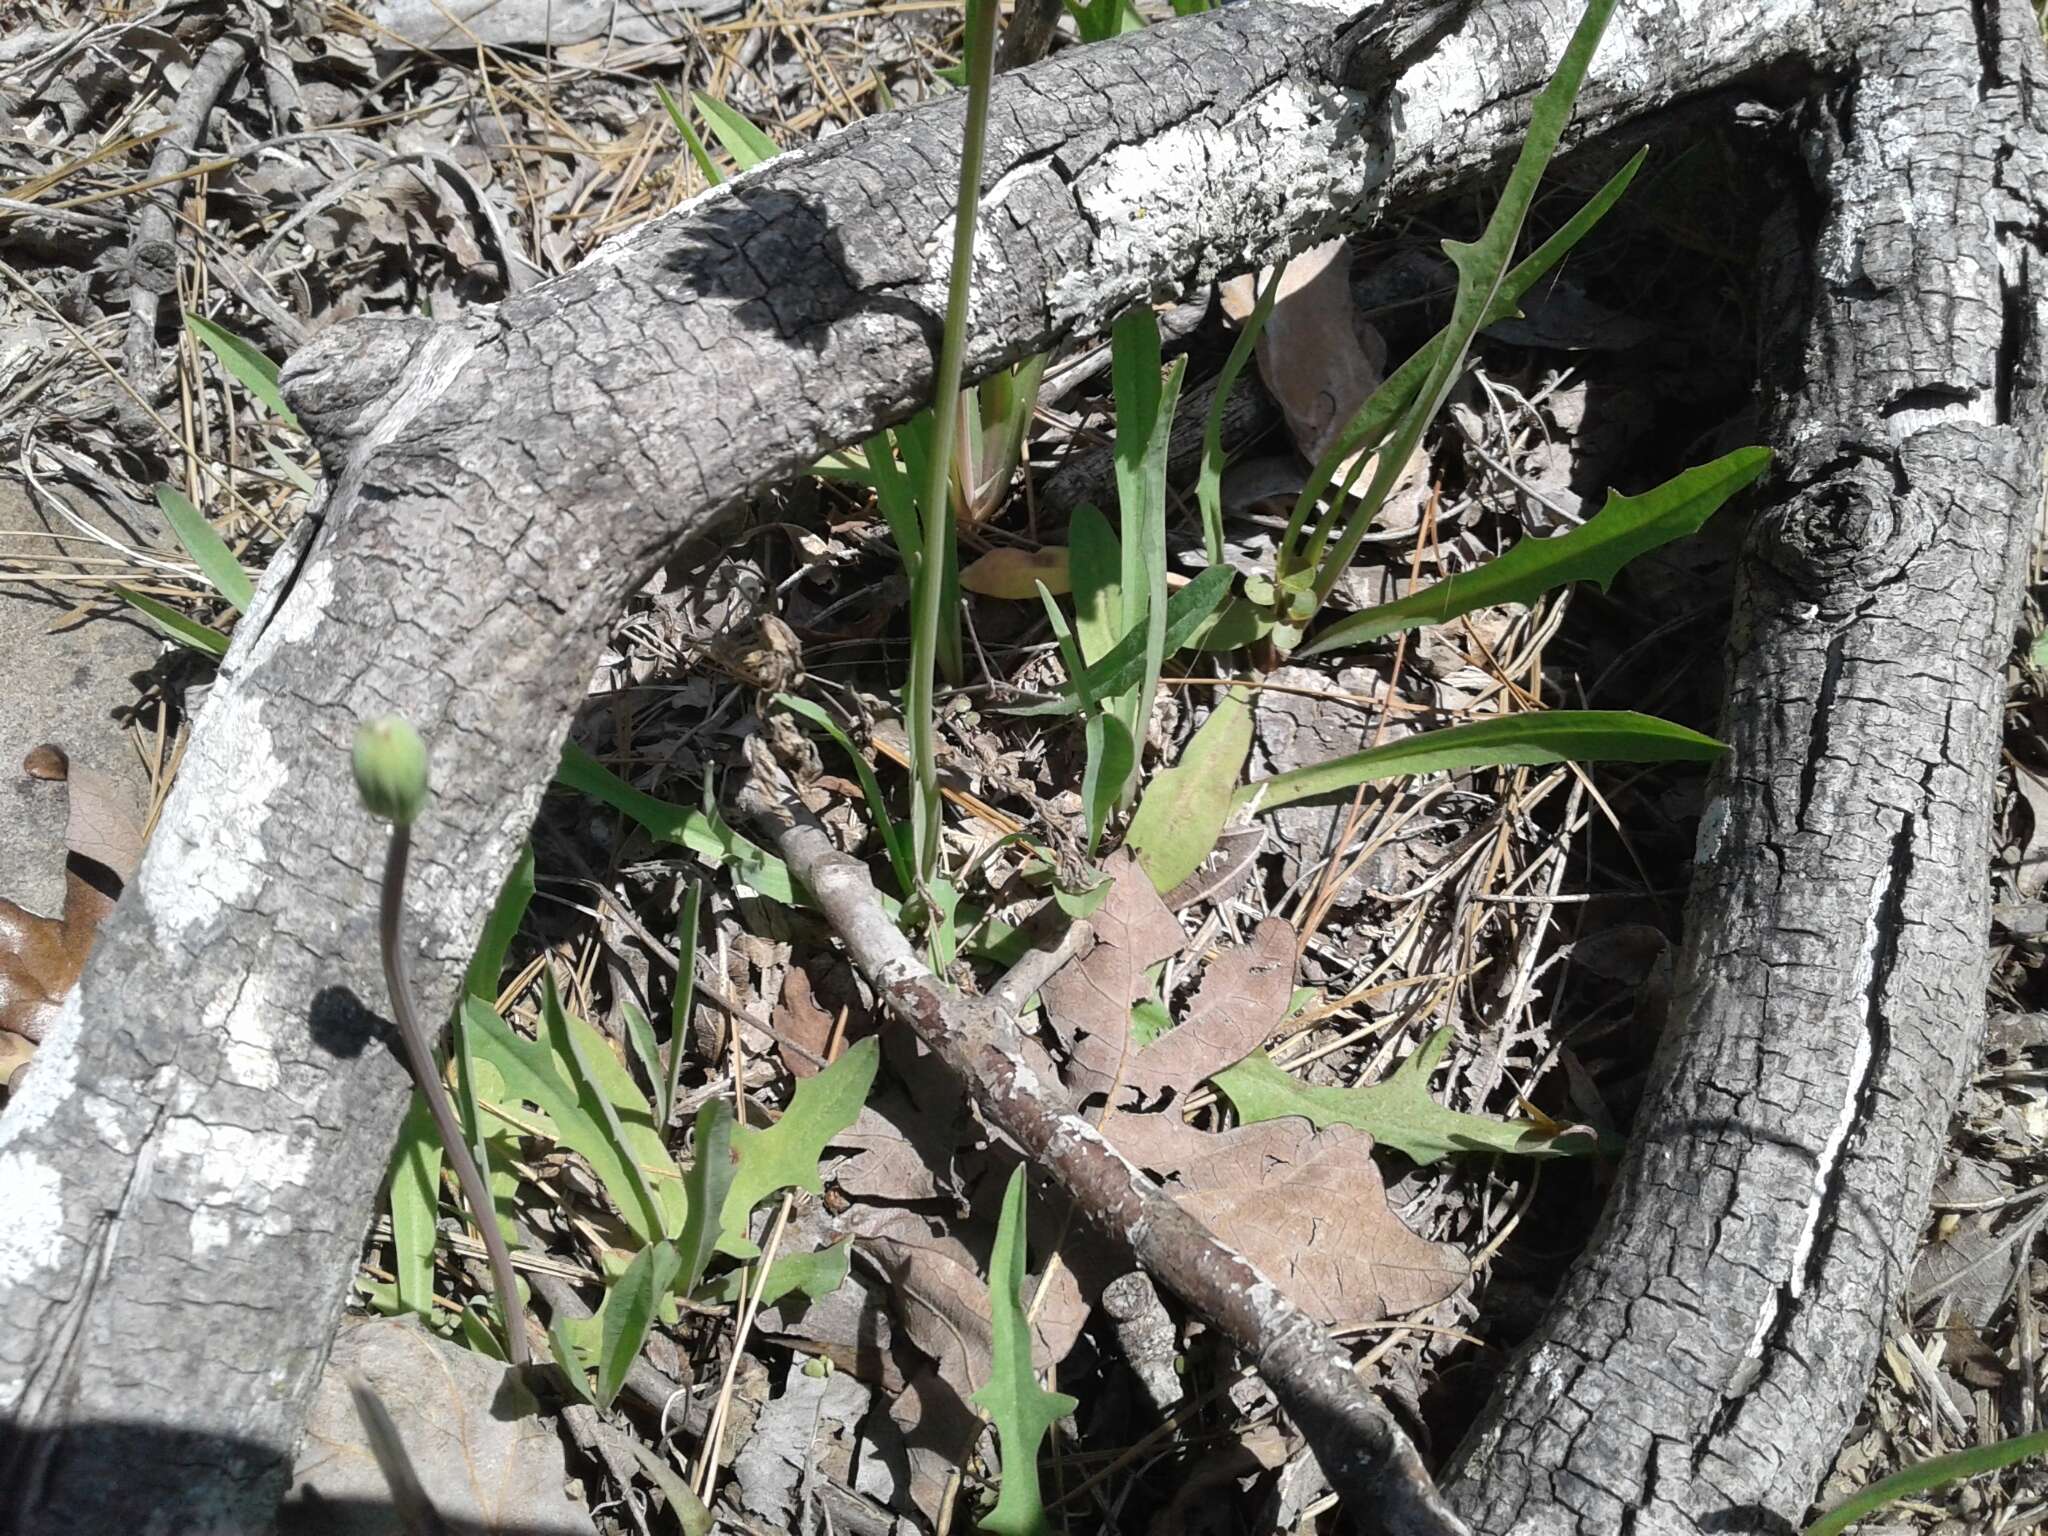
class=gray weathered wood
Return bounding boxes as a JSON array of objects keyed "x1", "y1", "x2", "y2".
[{"x1": 1443, "y1": 0, "x2": 2048, "y2": 1529}]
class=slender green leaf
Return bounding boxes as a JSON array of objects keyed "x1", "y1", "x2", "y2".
[
  {"x1": 676, "y1": 1100, "x2": 737, "y2": 1294},
  {"x1": 153, "y1": 484, "x2": 254, "y2": 610},
  {"x1": 557, "y1": 743, "x2": 796, "y2": 905},
  {"x1": 548, "y1": 1314, "x2": 596, "y2": 1404},
  {"x1": 719, "y1": 1035, "x2": 879, "y2": 1257},
  {"x1": 595, "y1": 1240, "x2": 683, "y2": 1410},
  {"x1": 456, "y1": 1301, "x2": 508, "y2": 1361},
  {"x1": 1198, "y1": 265, "x2": 1283, "y2": 563},
  {"x1": 617, "y1": 1436, "x2": 714, "y2": 1536},
  {"x1": 1239, "y1": 710, "x2": 1725, "y2": 814},
  {"x1": 1804, "y1": 1429, "x2": 2048, "y2": 1536},
  {"x1": 113, "y1": 585, "x2": 227, "y2": 654},
  {"x1": 1186, "y1": 596, "x2": 1273, "y2": 654},
  {"x1": 622, "y1": 1002, "x2": 664, "y2": 1112},
  {"x1": 1301, "y1": 448, "x2": 1770, "y2": 656},
  {"x1": 466, "y1": 842, "x2": 534, "y2": 1004},
  {"x1": 546, "y1": 974, "x2": 672, "y2": 1240},
  {"x1": 184, "y1": 312, "x2": 302, "y2": 430},
  {"x1": 663, "y1": 882, "x2": 702, "y2": 1135},
  {"x1": 1110, "y1": 309, "x2": 1186, "y2": 800},
  {"x1": 691, "y1": 92, "x2": 779, "y2": 168},
  {"x1": 777, "y1": 694, "x2": 913, "y2": 895},
  {"x1": 656, "y1": 83, "x2": 724, "y2": 187},
  {"x1": 1003, "y1": 564, "x2": 1234, "y2": 718},
  {"x1": 1068, "y1": 503, "x2": 1122, "y2": 669},
  {"x1": 1081, "y1": 712, "x2": 1135, "y2": 856},
  {"x1": 971, "y1": 1167, "x2": 1079, "y2": 1536},
  {"x1": 701, "y1": 1238, "x2": 853, "y2": 1306},
  {"x1": 1125, "y1": 686, "x2": 1252, "y2": 893},
  {"x1": 386, "y1": 1088, "x2": 444, "y2": 1321},
  {"x1": 1214, "y1": 1029, "x2": 1608, "y2": 1165}
]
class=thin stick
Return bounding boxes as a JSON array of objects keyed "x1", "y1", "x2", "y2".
[{"x1": 740, "y1": 741, "x2": 1467, "y2": 1536}]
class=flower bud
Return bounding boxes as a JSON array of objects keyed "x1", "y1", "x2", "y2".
[{"x1": 353, "y1": 716, "x2": 429, "y2": 826}]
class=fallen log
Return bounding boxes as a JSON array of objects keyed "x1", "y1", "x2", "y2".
[{"x1": 0, "y1": 0, "x2": 2033, "y2": 1531}]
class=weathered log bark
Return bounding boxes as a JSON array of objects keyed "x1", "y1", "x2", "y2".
[
  {"x1": 2, "y1": 0, "x2": 2027, "y2": 1531},
  {"x1": 1442, "y1": 1, "x2": 2048, "y2": 1531}
]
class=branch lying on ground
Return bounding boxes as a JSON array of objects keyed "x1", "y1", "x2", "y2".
[{"x1": 738, "y1": 737, "x2": 1468, "y2": 1536}]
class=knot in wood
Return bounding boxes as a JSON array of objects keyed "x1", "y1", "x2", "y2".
[
  {"x1": 1752, "y1": 464, "x2": 1927, "y2": 597},
  {"x1": 279, "y1": 315, "x2": 438, "y2": 451}
]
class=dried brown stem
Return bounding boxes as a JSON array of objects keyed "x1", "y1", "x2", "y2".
[{"x1": 738, "y1": 740, "x2": 1467, "y2": 1536}]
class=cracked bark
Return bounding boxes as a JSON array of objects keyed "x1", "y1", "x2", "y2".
[
  {"x1": 0, "y1": 0, "x2": 2032, "y2": 1531},
  {"x1": 1442, "y1": 0, "x2": 2048, "y2": 1531}
]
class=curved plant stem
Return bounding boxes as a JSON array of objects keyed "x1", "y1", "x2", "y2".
[{"x1": 379, "y1": 826, "x2": 531, "y2": 1366}]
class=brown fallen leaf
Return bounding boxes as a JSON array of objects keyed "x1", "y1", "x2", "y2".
[
  {"x1": 1107, "y1": 1114, "x2": 1466, "y2": 1332},
  {"x1": 1122, "y1": 916, "x2": 1296, "y2": 1102},
  {"x1": 959, "y1": 544, "x2": 1071, "y2": 599},
  {"x1": 773, "y1": 961, "x2": 837, "y2": 1078},
  {"x1": 1042, "y1": 850, "x2": 1186, "y2": 1098},
  {"x1": 1242, "y1": 238, "x2": 1388, "y2": 465},
  {"x1": 0, "y1": 745, "x2": 143, "y2": 1046}
]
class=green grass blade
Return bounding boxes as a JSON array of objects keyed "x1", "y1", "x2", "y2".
[
  {"x1": 1198, "y1": 265, "x2": 1284, "y2": 563},
  {"x1": 691, "y1": 92, "x2": 779, "y2": 169},
  {"x1": 663, "y1": 881, "x2": 702, "y2": 1136},
  {"x1": 184, "y1": 312, "x2": 301, "y2": 430},
  {"x1": 775, "y1": 694, "x2": 914, "y2": 895},
  {"x1": 1110, "y1": 309, "x2": 1186, "y2": 801},
  {"x1": 1239, "y1": 709, "x2": 1725, "y2": 813},
  {"x1": 465, "y1": 842, "x2": 534, "y2": 1004},
  {"x1": 113, "y1": 585, "x2": 227, "y2": 655},
  {"x1": 657, "y1": 83, "x2": 724, "y2": 186},
  {"x1": 594, "y1": 1239, "x2": 682, "y2": 1410},
  {"x1": 1068, "y1": 502, "x2": 1122, "y2": 668},
  {"x1": 386, "y1": 1088, "x2": 444, "y2": 1321},
  {"x1": 1300, "y1": 446, "x2": 1770, "y2": 656},
  {"x1": 1003, "y1": 564, "x2": 1234, "y2": 718},
  {"x1": 971, "y1": 1167, "x2": 1080, "y2": 1536},
  {"x1": 1804, "y1": 1429, "x2": 2048, "y2": 1536},
  {"x1": 153, "y1": 485, "x2": 254, "y2": 610},
  {"x1": 1125, "y1": 685, "x2": 1252, "y2": 892}
]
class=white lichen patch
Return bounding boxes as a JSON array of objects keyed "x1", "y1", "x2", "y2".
[
  {"x1": 188, "y1": 1207, "x2": 233, "y2": 1259},
  {"x1": 0, "y1": 1151, "x2": 69, "y2": 1290},
  {"x1": 0, "y1": 991, "x2": 84, "y2": 1146},
  {"x1": 267, "y1": 552, "x2": 335, "y2": 650},
  {"x1": 159, "y1": 1116, "x2": 314, "y2": 1204},
  {"x1": 136, "y1": 685, "x2": 288, "y2": 944}
]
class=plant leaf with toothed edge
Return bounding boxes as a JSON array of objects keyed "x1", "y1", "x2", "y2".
[
  {"x1": 1125, "y1": 686, "x2": 1253, "y2": 893},
  {"x1": 1237, "y1": 711, "x2": 1726, "y2": 814},
  {"x1": 1002, "y1": 563, "x2": 1234, "y2": 718},
  {"x1": 701, "y1": 1239, "x2": 852, "y2": 1306},
  {"x1": 184, "y1": 312, "x2": 301, "y2": 429},
  {"x1": 114, "y1": 585, "x2": 227, "y2": 654},
  {"x1": 971, "y1": 1167, "x2": 1080, "y2": 1536},
  {"x1": 153, "y1": 485, "x2": 254, "y2": 610},
  {"x1": 593, "y1": 1239, "x2": 682, "y2": 1411},
  {"x1": 718, "y1": 1035, "x2": 879, "y2": 1257},
  {"x1": 1213, "y1": 1029, "x2": 1610, "y2": 1166},
  {"x1": 1804, "y1": 1428, "x2": 2048, "y2": 1536},
  {"x1": 1300, "y1": 448, "x2": 1772, "y2": 656},
  {"x1": 675, "y1": 1100, "x2": 737, "y2": 1295},
  {"x1": 384, "y1": 1089, "x2": 443, "y2": 1322},
  {"x1": 691, "y1": 92, "x2": 778, "y2": 169}
]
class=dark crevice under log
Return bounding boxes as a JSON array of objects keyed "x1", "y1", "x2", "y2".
[{"x1": 0, "y1": 0, "x2": 2036, "y2": 1532}]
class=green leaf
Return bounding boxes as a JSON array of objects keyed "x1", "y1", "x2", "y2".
[
  {"x1": 1081, "y1": 712, "x2": 1135, "y2": 857},
  {"x1": 1110, "y1": 309, "x2": 1186, "y2": 800},
  {"x1": 1186, "y1": 596, "x2": 1274, "y2": 654},
  {"x1": 546, "y1": 974, "x2": 673, "y2": 1240},
  {"x1": 656, "y1": 83, "x2": 724, "y2": 187},
  {"x1": 676, "y1": 1100, "x2": 737, "y2": 1294},
  {"x1": 1198, "y1": 265, "x2": 1283, "y2": 563},
  {"x1": 184, "y1": 312, "x2": 302, "y2": 430},
  {"x1": 1239, "y1": 710, "x2": 1726, "y2": 814},
  {"x1": 153, "y1": 484, "x2": 254, "y2": 610},
  {"x1": 719, "y1": 1035, "x2": 879, "y2": 1257},
  {"x1": 970, "y1": 1168, "x2": 1079, "y2": 1536},
  {"x1": 616, "y1": 1435, "x2": 714, "y2": 1536},
  {"x1": 662, "y1": 882, "x2": 702, "y2": 1134},
  {"x1": 777, "y1": 694, "x2": 913, "y2": 896},
  {"x1": 691, "y1": 92, "x2": 779, "y2": 169},
  {"x1": 548, "y1": 1314, "x2": 596, "y2": 1405},
  {"x1": 595, "y1": 1240, "x2": 682, "y2": 1410},
  {"x1": 1214, "y1": 1029, "x2": 1608, "y2": 1166},
  {"x1": 1068, "y1": 503, "x2": 1122, "y2": 669},
  {"x1": 701, "y1": 1238, "x2": 852, "y2": 1306},
  {"x1": 621, "y1": 1001, "x2": 663, "y2": 1113},
  {"x1": 1002, "y1": 564, "x2": 1234, "y2": 718},
  {"x1": 386, "y1": 1088, "x2": 444, "y2": 1322},
  {"x1": 557, "y1": 743, "x2": 797, "y2": 905},
  {"x1": 114, "y1": 585, "x2": 227, "y2": 655},
  {"x1": 1300, "y1": 448, "x2": 1770, "y2": 656},
  {"x1": 1125, "y1": 686, "x2": 1252, "y2": 892},
  {"x1": 1804, "y1": 1428, "x2": 2048, "y2": 1536},
  {"x1": 465, "y1": 842, "x2": 534, "y2": 1004},
  {"x1": 464, "y1": 997, "x2": 685, "y2": 1244}
]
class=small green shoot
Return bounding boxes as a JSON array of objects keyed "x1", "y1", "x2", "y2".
[
  {"x1": 113, "y1": 585, "x2": 227, "y2": 654},
  {"x1": 1197, "y1": 264, "x2": 1284, "y2": 563},
  {"x1": 661, "y1": 882, "x2": 703, "y2": 1134},
  {"x1": 971, "y1": 1167, "x2": 1078, "y2": 1536},
  {"x1": 692, "y1": 92, "x2": 779, "y2": 169},
  {"x1": 153, "y1": 485, "x2": 254, "y2": 610}
]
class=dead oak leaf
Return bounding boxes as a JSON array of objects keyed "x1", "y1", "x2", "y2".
[
  {"x1": 1042, "y1": 849, "x2": 1185, "y2": 1098},
  {"x1": 1121, "y1": 915, "x2": 1296, "y2": 1103},
  {"x1": 1107, "y1": 1114, "x2": 1466, "y2": 1331}
]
